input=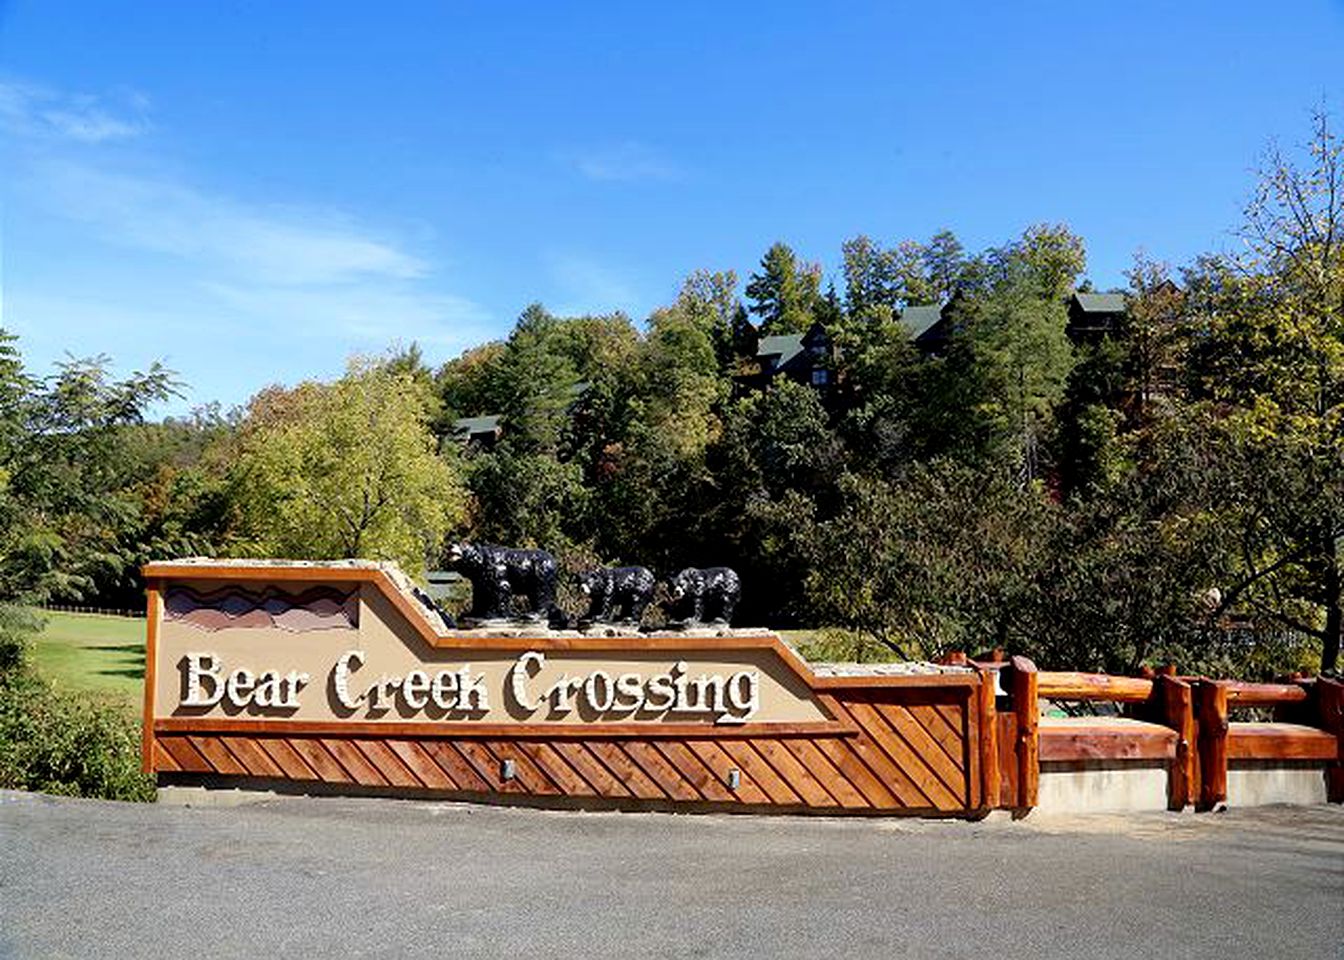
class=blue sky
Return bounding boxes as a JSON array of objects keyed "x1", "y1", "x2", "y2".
[{"x1": 2, "y1": 2, "x2": 1342, "y2": 414}]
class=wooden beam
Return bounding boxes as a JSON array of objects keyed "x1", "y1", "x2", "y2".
[
  {"x1": 1195, "y1": 680, "x2": 1229, "y2": 811},
  {"x1": 1038, "y1": 721, "x2": 1176, "y2": 762},
  {"x1": 977, "y1": 668, "x2": 1000, "y2": 811},
  {"x1": 1222, "y1": 682, "x2": 1310, "y2": 707},
  {"x1": 1157, "y1": 675, "x2": 1194, "y2": 811},
  {"x1": 1036, "y1": 671, "x2": 1154, "y2": 703},
  {"x1": 140, "y1": 581, "x2": 161, "y2": 774},
  {"x1": 152, "y1": 717, "x2": 856, "y2": 740},
  {"x1": 1225, "y1": 723, "x2": 1337, "y2": 761},
  {"x1": 1010, "y1": 655, "x2": 1039, "y2": 810}
]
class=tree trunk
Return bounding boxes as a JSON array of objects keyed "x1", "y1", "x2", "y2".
[
  {"x1": 1325, "y1": 602, "x2": 1341, "y2": 673},
  {"x1": 1324, "y1": 531, "x2": 1341, "y2": 673}
]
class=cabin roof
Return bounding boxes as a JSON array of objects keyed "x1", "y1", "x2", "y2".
[
  {"x1": 898, "y1": 304, "x2": 944, "y2": 339},
  {"x1": 755, "y1": 333, "x2": 805, "y2": 367},
  {"x1": 1072, "y1": 292, "x2": 1127, "y2": 314},
  {"x1": 452, "y1": 414, "x2": 502, "y2": 435}
]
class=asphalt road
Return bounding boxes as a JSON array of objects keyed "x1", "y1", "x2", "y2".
[{"x1": 1, "y1": 791, "x2": 1341, "y2": 959}]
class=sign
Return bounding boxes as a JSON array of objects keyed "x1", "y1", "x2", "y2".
[
  {"x1": 151, "y1": 572, "x2": 831, "y2": 729},
  {"x1": 177, "y1": 648, "x2": 767, "y2": 725},
  {"x1": 140, "y1": 561, "x2": 984, "y2": 817}
]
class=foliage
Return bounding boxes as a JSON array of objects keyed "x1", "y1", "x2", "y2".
[
  {"x1": 0, "y1": 606, "x2": 154, "y2": 801},
  {"x1": 1183, "y1": 111, "x2": 1344, "y2": 669},
  {"x1": 1, "y1": 111, "x2": 1339, "y2": 686},
  {"x1": 0, "y1": 670, "x2": 156, "y2": 801},
  {"x1": 804, "y1": 465, "x2": 1051, "y2": 658},
  {"x1": 466, "y1": 449, "x2": 588, "y2": 551},
  {"x1": 0, "y1": 342, "x2": 181, "y2": 604},
  {"x1": 229, "y1": 360, "x2": 466, "y2": 575},
  {"x1": 745, "y1": 242, "x2": 823, "y2": 335}
]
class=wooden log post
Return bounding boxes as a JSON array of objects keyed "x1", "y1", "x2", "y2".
[
  {"x1": 977, "y1": 667, "x2": 1000, "y2": 811},
  {"x1": 140, "y1": 580, "x2": 162, "y2": 774},
  {"x1": 1317, "y1": 677, "x2": 1344, "y2": 804},
  {"x1": 1010, "y1": 655, "x2": 1039, "y2": 810},
  {"x1": 1195, "y1": 680, "x2": 1229, "y2": 812},
  {"x1": 1157, "y1": 674, "x2": 1194, "y2": 811}
]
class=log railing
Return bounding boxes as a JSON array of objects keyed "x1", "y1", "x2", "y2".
[{"x1": 974, "y1": 655, "x2": 1344, "y2": 813}]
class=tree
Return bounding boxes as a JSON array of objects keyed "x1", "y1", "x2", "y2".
[
  {"x1": 745, "y1": 242, "x2": 822, "y2": 335},
  {"x1": 230, "y1": 361, "x2": 464, "y2": 575},
  {"x1": 841, "y1": 235, "x2": 898, "y2": 315},
  {"x1": 495, "y1": 304, "x2": 582, "y2": 455},
  {"x1": 708, "y1": 381, "x2": 844, "y2": 622},
  {"x1": 672, "y1": 269, "x2": 742, "y2": 371},
  {"x1": 465, "y1": 449, "x2": 588, "y2": 551},
  {"x1": 0, "y1": 340, "x2": 181, "y2": 603},
  {"x1": 1014, "y1": 223, "x2": 1088, "y2": 301},
  {"x1": 805, "y1": 464, "x2": 1052, "y2": 658},
  {"x1": 961, "y1": 266, "x2": 1074, "y2": 482},
  {"x1": 1186, "y1": 110, "x2": 1344, "y2": 670},
  {"x1": 436, "y1": 341, "x2": 508, "y2": 424},
  {"x1": 923, "y1": 230, "x2": 968, "y2": 301}
]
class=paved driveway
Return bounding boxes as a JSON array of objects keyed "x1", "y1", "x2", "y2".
[{"x1": 2, "y1": 790, "x2": 1341, "y2": 959}]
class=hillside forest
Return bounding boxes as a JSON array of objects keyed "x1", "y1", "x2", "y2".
[{"x1": 1, "y1": 113, "x2": 1340, "y2": 679}]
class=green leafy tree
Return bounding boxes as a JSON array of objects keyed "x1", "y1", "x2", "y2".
[
  {"x1": 923, "y1": 229, "x2": 969, "y2": 301},
  {"x1": 1185, "y1": 111, "x2": 1344, "y2": 670},
  {"x1": 952, "y1": 248, "x2": 1075, "y2": 481},
  {"x1": 745, "y1": 242, "x2": 822, "y2": 335},
  {"x1": 805, "y1": 464, "x2": 1052, "y2": 658},
  {"x1": 1013, "y1": 223, "x2": 1088, "y2": 300},
  {"x1": 465, "y1": 449, "x2": 588, "y2": 551},
  {"x1": 841, "y1": 235, "x2": 899, "y2": 315},
  {"x1": 0, "y1": 341, "x2": 180, "y2": 602},
  {"x1": 709, "y1": 381, "x2": 844, "y2": 621},
  {"x1": 436, "y1": 341, "x2": 509, "y2": 425},
  {"x1": 230, "y1": 361, "x2": 465, "y2": 575}
]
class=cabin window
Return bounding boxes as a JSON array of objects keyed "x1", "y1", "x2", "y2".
[{"x1": 811, "y1": 369, "x2": 829, "y2": 386}]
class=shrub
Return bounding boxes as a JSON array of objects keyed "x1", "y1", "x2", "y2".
[
  {"x1": 0, "y1": 605, "x2": 155, "y2": 802},
  {"x1": 0, "y1": 604, "x2": 35, "y2": 675}
]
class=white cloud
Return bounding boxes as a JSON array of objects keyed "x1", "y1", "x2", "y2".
[
  {"x1": 0, "y1": 80, "x2": 148, "y2": 143},
  {"x1": 200, "y1": 282, "x2": 492, "y2": 347},
  {"x1": 545, "y1": 252, "x2": 641, "y2": 316},
  {"x1": 2, "y1": 75, "x2": 495, "y2": 397},
  {"x1": 571, "y1": 141, "x2": 680, "y2": 183},
  {"x1": 34, "y1": 161, "x2": 429, "y2": 286}
]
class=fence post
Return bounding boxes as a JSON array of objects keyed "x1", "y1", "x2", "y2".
[
  {"x1": 1010, "y1": 655, "x2": 1039, "y2": 811},
  {"x1": 1317, "y1": 678, "x2": 1344, "y2": 804},
  {"x1": 1157, "y1": 674, "x2": 1194, "y2": 811},
  {"x1": 1195, "y1": 680, "x2": 1229, "y2": 811},
  {"x1": 977, "y1": 666, "x2": 1000, "y2": 811}
]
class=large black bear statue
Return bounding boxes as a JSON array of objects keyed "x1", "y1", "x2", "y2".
[
  {"x1": 447, "y1": 542, "x2": 558, "y2": 623},
  {"x1": 665, "y1": 567, "x2": 740, "y2": 627},
  {"x1": 578, "y1": 566, "x2": 655, "y2": 625}
]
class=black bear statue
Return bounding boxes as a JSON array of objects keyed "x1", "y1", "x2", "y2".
[
  {"x1": 578, "y1": 566, "x2": 656, "y2": 626},
  {"x1": 446, "y1": 542, "x2": 559, "y2": 624},
  {"x1": 664, "y1": 567, "x2": 741, "y2": 627}
]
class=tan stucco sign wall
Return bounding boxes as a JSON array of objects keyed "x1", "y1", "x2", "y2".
[
  {"x1": 154, "y1": 579, "x2": 831, "y2": 728},
  {"x1": 141, "y1": 562, "x2": 985, "y2": 818}
]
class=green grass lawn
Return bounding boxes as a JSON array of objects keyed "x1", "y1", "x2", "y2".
[{"x1": 27, "y1": 610, "x2": 146, "y2": 714}]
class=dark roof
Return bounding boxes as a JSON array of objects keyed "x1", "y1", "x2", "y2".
[
  {"x1": 1072, "y1": 292, "x2": 1126, "y2": 314},
  {"x1": 755, "y1": 333, "x2": 805, "y2": 367},
  {"x1": 898, "y1": 304, "x2": 944, "y2": 339},
  {"x1": 800, "y1": 322, "x2": 829, "y2": 347},
  {"x1": 452, "y1": 414, "x2": 502, "y2": 436}
]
